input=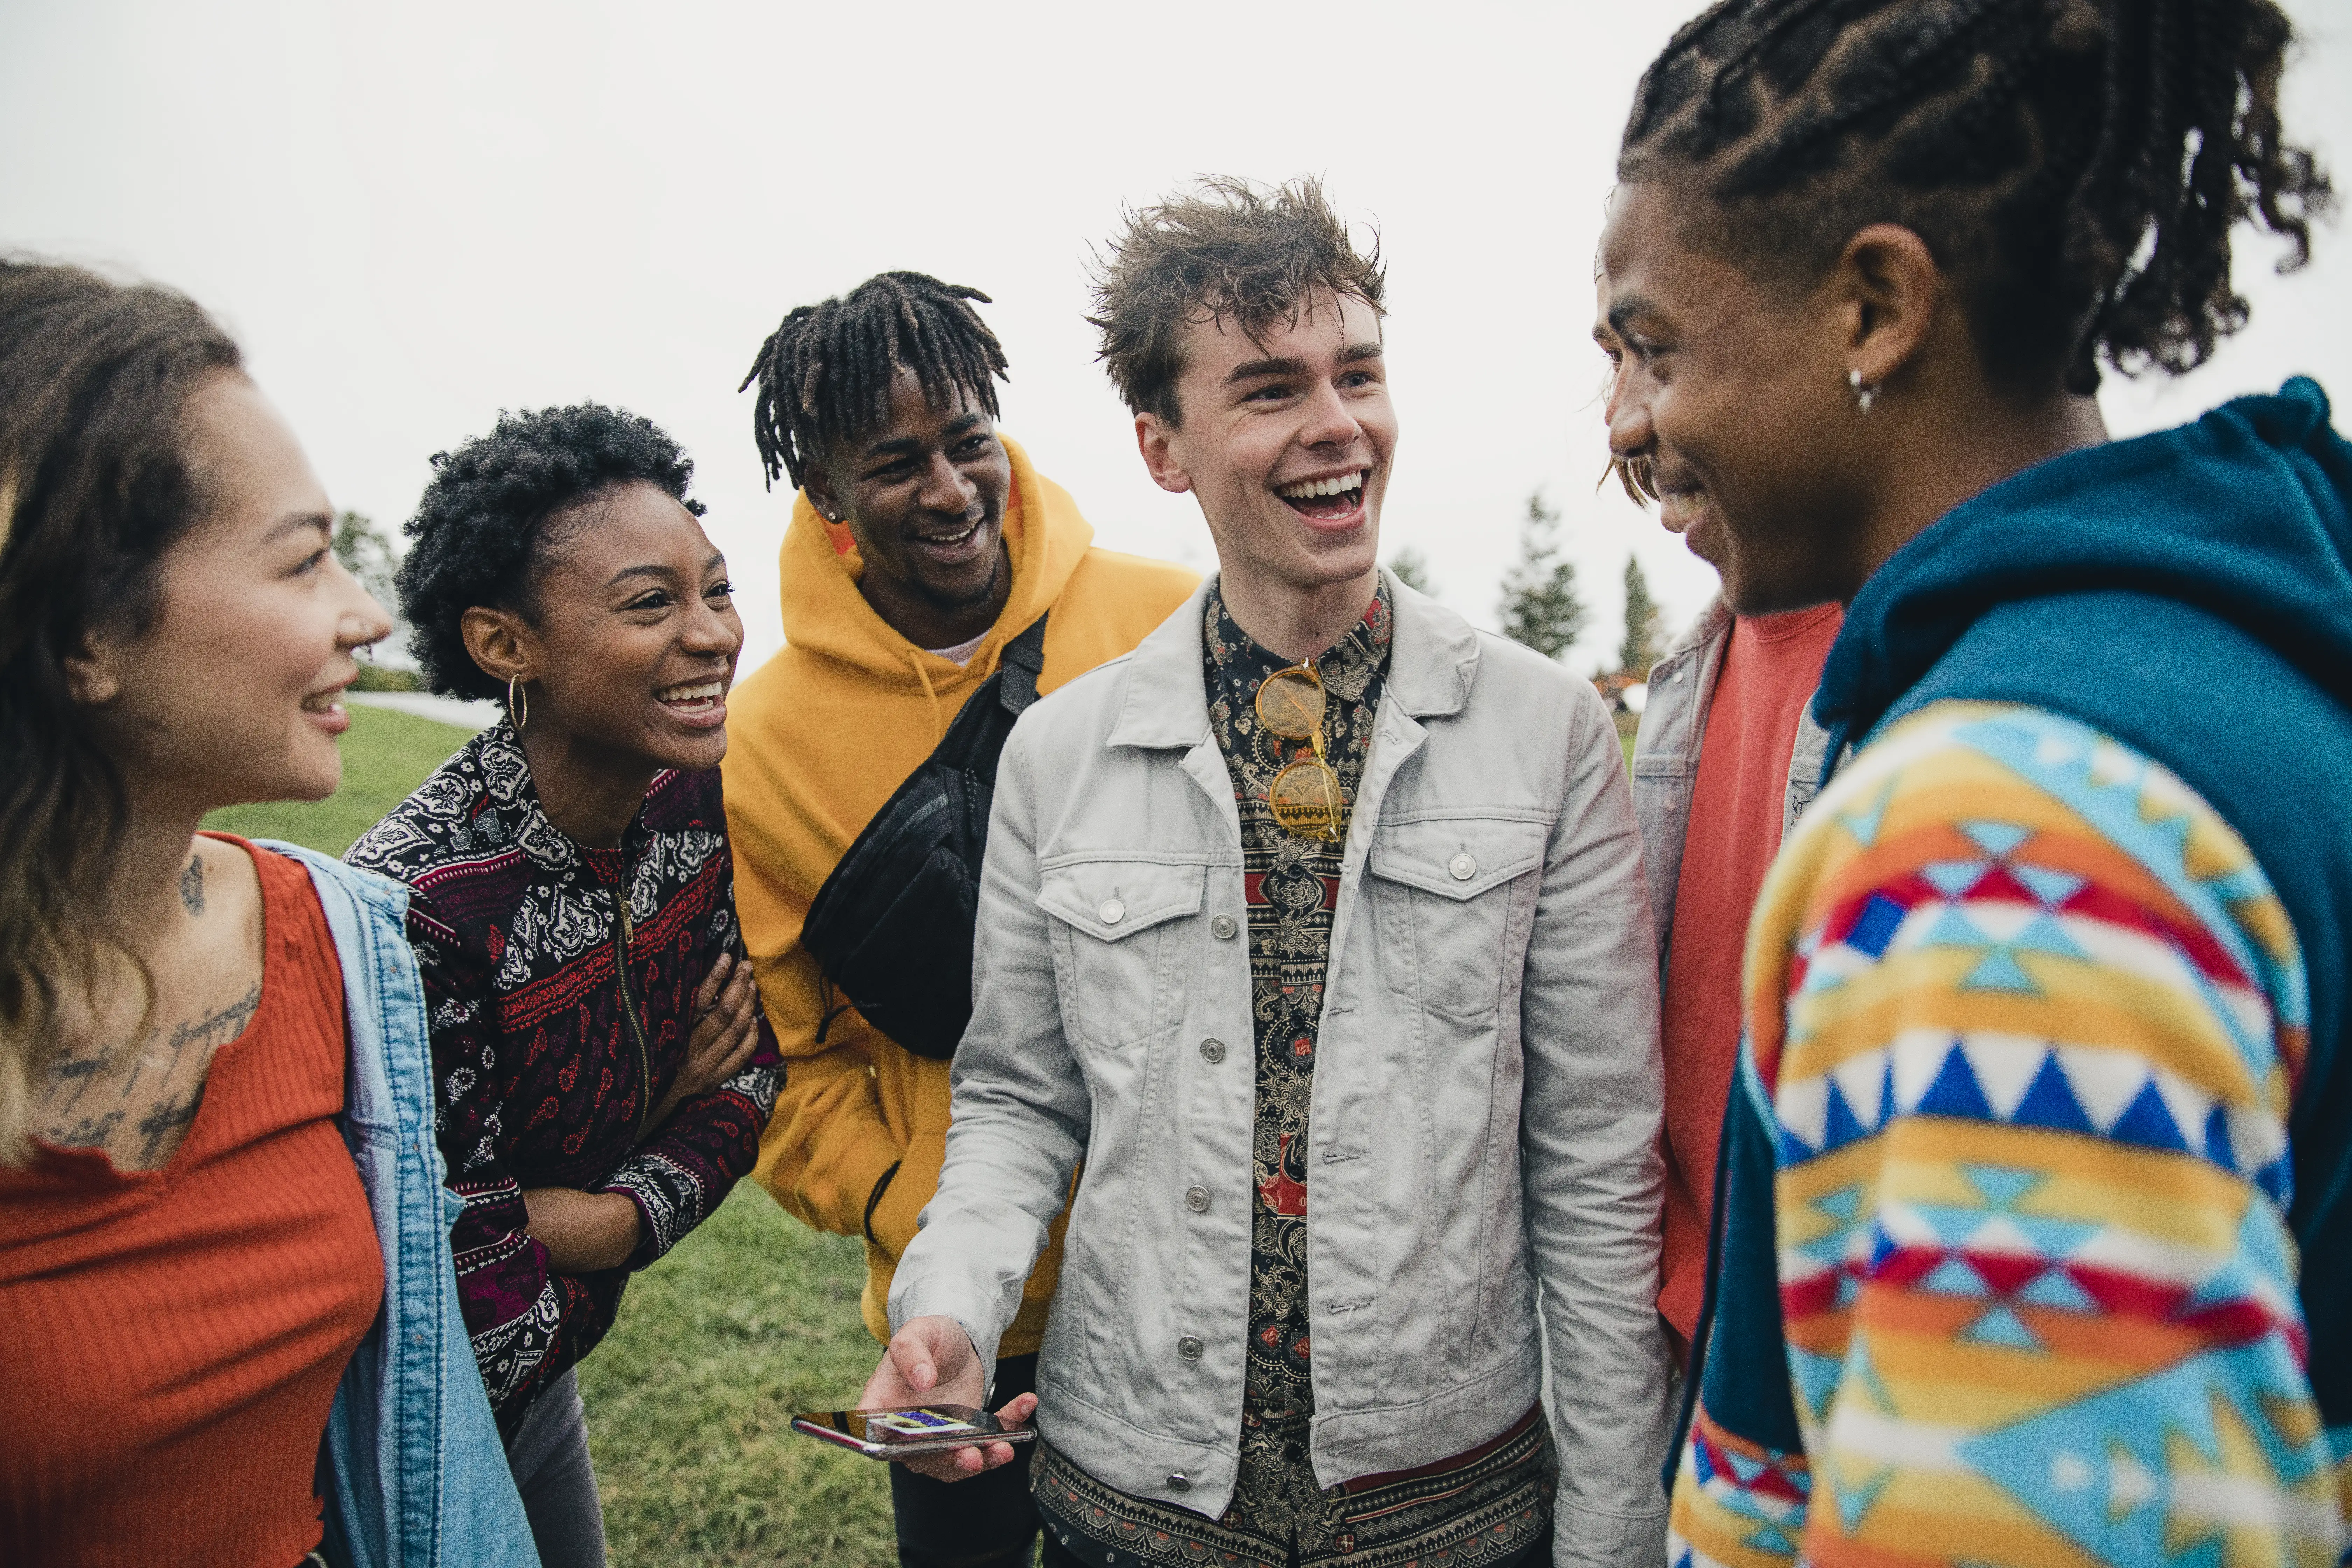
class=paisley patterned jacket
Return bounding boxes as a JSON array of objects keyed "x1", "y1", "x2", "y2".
[{"x1": 347, "y1": 721, "x2": 782, "y2": 1432}]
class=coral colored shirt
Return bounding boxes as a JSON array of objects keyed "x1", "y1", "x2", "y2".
[
  {"x1": 0, "y1": 836, "x2": 383, "y2": 1568},
  {"x1": 1656, "y1": 604, "x2": 1842, "y2": 1346}
]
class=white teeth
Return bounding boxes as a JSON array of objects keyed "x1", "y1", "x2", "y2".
[
  {"x1": 922, "y1": 524, "x2": 979, "y2": 546},
  {"x1": 657, "y1": 681, "x2": 722, "y2": 703},
  {"x1": 1275, "y1": 469, "x2": 1371, "y2": 500},
  {"x1": 300, "y1": 691, "x2": 342, "y2": 713},
  {"x1": 1662, "y1": 491, "x2": 1705, "y2": 523}
]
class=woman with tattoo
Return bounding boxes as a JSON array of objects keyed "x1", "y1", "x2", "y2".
[
  {"x1": 0, "y1": 263, "x2": 537, "y2": 1566},
  {"x1": 344, "y1": 404, "x2": 782, "y2": 1568}
]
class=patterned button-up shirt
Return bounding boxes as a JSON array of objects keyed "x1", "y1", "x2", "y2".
[
  {"x1": 1032, "y1": 583, "x2": 1557, "y2": 1568},
  {"x1": 346, "y1": 721, "x2": 783, "y2": 1433}
]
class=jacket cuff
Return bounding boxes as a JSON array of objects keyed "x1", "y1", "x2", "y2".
[
  {"x1": 888, "y1": 1274, "x2": 1004, "y2": 1401},
  {"x1": 1550, "y1": 1497, "x2": 1670, "y2": 1568},
  {"x1": 596, "y1": 1152, "x2": 701, "y2": 1270}
]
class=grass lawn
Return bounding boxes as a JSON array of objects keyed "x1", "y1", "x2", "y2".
[
  {"x1": 200, "y1": 703, "x2": 479, "y2": 855},
  {"x1": 578, "y1": 1192, "x2": 899, "y2": 1566}
]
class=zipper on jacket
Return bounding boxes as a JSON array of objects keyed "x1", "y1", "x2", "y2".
[{"x1": 613, "y1": 886, "x2": 654, "y2": 1141}]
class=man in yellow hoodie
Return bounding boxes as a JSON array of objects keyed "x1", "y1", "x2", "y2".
[{"x1": 721, "y1": 272, "x2": 1197, "y2": 1568}]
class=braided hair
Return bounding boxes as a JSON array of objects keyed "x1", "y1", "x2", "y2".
[
  {"x1": 1619, "y1": 0, "x2": 2332, "y2": 394},
  {"x1": 739, "y1": 272, "x2": 1010, "y2": 492}
]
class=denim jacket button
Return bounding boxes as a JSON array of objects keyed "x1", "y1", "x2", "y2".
[
  {"x1": 1167, "y1": 1474, "x2": 1193, "y2": 1491},
  {"x1": 1185, "y1": 1186, "x2": 1210, "y2": 1212},
  {"x1": 1178, "y1": 1335, "x2": 1204, "y2": 1361},
  {"x1": 1199, "y1": 1038, "x2": 1226, "y2": 1064},
  {"x1": 1210, "y1": 914, "x2": 1239, "y2": 940},
  {"x1": 1448, "y1": 853, "x2": 1476, "y2": 881},
  {"x1": 1099, "y1": 898, "x2": 1126, "y2": 925}
]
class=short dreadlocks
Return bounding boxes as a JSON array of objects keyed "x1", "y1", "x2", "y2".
[
  {"x1": 1619, "y1": 0, "x2": 2332, "y2": 396},
  {"x1": 739, "y1": 272, "x2": 1010, "y2": 493}
]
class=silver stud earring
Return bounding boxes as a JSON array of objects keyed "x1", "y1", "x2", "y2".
[{"x1": 1848, "y1": 368, "x2": 1880, "y2": 415}]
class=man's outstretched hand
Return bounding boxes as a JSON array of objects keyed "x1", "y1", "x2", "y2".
[{"x1": 858, "y1": 1314, "x2": 1039, "y2": 1482}]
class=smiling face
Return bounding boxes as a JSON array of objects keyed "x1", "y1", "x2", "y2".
[
  {"x1": 1601, "y1": 181, "x2": 1873, "y2": 612},
  {"x1": 805, "y1": 368, "x2": 1013, "y2": 648},
  {"x1": 1594, "y1": 268, "x2": 1728, "y2": 578},
  {"x1": 73, "y1": 371, "x2": 391, "y2": 811},
  {"x1": 1136, "y1": 289, "x2": 1394, "y2": 609},
  {"x1": 472, "y1": 480, "x2": 744, "y2": 774}
]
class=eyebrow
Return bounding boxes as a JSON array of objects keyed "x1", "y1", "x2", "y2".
[
  {"x1": 1607, "y1": 298, "x2": 1653, "y2": 335},
  {"x1": 1223, "y1": 342, "x2": 1386, "y2": 386},
  {"x1": 265, "y1": 511, "x2": 333, "y2": 545},
  {"x1": 602, "y1": 552, "x2": 727, "y2": 593},
  {"x1": 860, "y1": 413, "x2": 985, "y2": 463}
]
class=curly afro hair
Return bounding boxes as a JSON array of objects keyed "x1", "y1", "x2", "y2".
[{"x1": 397, "y1": 402, "x2": 706, "y2": 702}]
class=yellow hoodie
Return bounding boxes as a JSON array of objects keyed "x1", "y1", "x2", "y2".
[{"x1": 721, "y1": 436, "x2": 1198, "y2": 1350}]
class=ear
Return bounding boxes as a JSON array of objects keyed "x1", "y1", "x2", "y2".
[
  {"x1": 1135, "y1": 413, "x2": 1194, "y2": 496},
  {"x1": 802, "y1": 463, "x2": 845, "y2": 525},
  {"x1": 61, "y1": 628, "x2": 123, "y2": 707},
  {"x1": 461, "y1": 607, "x2": 538, "y2": 688},
  {"x1": 1834, "y1": 223, "x2": 1945, "y2": 392}
]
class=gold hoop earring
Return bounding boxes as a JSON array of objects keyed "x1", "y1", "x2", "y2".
[
  {"x1": 507, "y1": 674, "x2": 529, "y2": 730},
  {"x1": 1848, "y1": 368, "x2": 1881, "y2": 415}
]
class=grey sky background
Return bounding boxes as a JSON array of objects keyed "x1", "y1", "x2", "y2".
[{"x1": 6, "y1": 0, "x2": 2348, "y2": 676}]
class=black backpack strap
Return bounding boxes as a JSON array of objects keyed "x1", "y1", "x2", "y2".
[{"x1": 997, "y1": 611, "x2": 1048, "y2": 714}]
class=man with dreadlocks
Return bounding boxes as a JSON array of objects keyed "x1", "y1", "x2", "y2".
[
  {"x1": 719, "y1": 271, "x2": 1195, "y2": 1568},
  {"x1": 1601, "y1": 1, "x2": 2348, "y2": 1565}
]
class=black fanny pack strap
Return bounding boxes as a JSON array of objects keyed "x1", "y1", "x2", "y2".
[{"x1": 997, "y1": 612, "x2": 1048, "y2": 713}]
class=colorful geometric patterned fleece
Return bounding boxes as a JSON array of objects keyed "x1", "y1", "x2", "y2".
[{"x1": 1670, "y1": 701, "x2": 2350, "y2": 1568}]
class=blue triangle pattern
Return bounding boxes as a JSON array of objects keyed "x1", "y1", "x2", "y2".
[
  {"x1": 2008, "y1": 1212, "x2": 2103, "y2": 1259},
  {"x1": 1834, "y1": 1272, "x2": 1860, "y2": 1307},
  {"x1": 1839, "y1": 780, "x2": 1897, "y2": 849},
  {"x1": 1963, "y1": 948, "x2": 2041, "y2": 993},
  {"x1": 2203, "y1": 1104, "x2": 2236, "y2": 1172},
  {"x1": 1918, "y1": 1044, "x2": 1997, "y2": 1121},
  {"x1": 1791, "y1": 1347, "x2": 1844, "y2": 1422},
  {"x1": 2012, "y1": 864, "x2": 2087, "y2": 907},
  {"x1": 1725, "y1": 1450, "x2": 1766, "y2": 1484},
  {"x1": 1962, "y1": 821, "x2": 2033, "y2": 859},
  {"x1": 1835, "y1": 1465, "x2": 1895, "y2": 1533},
  {"x1": 2016, "y1": 1266, "x2": 2100, "y2": 1312},
  {"x1": 1843, "y1": 892, "x2": 1909, "y2": 959},
  {"x1": 2011, "y1": 1054, "x2": 2096, "y2": 1134},
  {"x1": 2012, "y1": 912, "x2": 2090, "y2": 960},
  {"x1": 1923, "y1": 905, "x2": 1993, "y2": 948},
  {"x1": 1744, "y1": 1523, "x2": 1799, "y2": 1555},
  {"x1": 2107, "y1": 1079, "x2": 2190, "y2": 1154},
  {"x1": 1962, "y1": 1165, "x2": 2040, "y2": 1210},
  {"x1": 1922, "y1": 1255, "x2": 1991, "y2": 1296},
  {"x1": 1822, "y1": 1079, "x2": 1870, "y2": 1152},
  {"x1": 1815, "y1": 1185, "x2": 1863, "y2": 1224},
  {"x1": 1963, "y1": 1304, "x2": 2043, "y2": 1349},
  {"x1": 1921, "y1": 860, "x2": 1991, "y2": 897}
]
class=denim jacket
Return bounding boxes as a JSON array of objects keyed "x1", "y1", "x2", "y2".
[
  {"x1": 1625, "y1": 597, "x2": 1831, "y2": 982},
  {"x1": 263, "y1": 842, "x2": 540, "y2": 1568}
]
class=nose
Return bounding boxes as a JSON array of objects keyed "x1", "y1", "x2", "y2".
[
  {"x1": 1296, "y1": 378, "x2": 1363, "y2": 452},
  {"x1": 916, "y1": 449, "x2": 980, "y2": 519},
  {"x1": 681, "y1": 589, "x2": 742, "y2": 659},
  {"x1": 333, "y1": 565, "x2": 395, "y2": 652},
  {"x1": 1607, "y1": 372, "x2": 1657, "y2": 465}
]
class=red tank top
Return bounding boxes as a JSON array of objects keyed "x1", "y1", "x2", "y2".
[{"x1": 0, "y1": 836, "x2": 384, "y2": 1567}]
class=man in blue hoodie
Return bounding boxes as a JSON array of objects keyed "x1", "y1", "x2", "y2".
[{"x1": 1599, "y1": 3, "x2": 2350, "y2": 1566}]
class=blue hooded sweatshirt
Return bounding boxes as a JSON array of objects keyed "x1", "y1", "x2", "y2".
[{"x1": 1684, "y1": 377, "x2": 2352, "y2": 1484}]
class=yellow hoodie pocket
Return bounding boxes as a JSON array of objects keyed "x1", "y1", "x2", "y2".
[{"x1": 1036, "y1": 858, "x2": 1207, "y2": 1051}]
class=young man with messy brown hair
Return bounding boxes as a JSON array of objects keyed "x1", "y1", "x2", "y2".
[{"x1": 860, "y1": 176, "x2": 1673, "y2": 1568}]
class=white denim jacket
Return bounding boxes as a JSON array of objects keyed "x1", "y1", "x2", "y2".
[{"x1": 890, "y1": 573, "x2": 1671, "y2": 1567}]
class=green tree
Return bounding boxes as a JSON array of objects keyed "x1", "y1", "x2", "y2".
[
  {"x1": 332, "y1": 509, "x2": 401, "y2": 610},
  {"x1": 1618, "y1": 553, "x2": 1664, "y2": 676},
  {"x1": 1495, "y1": 490, "x2": 1588, "y2": 661},
  {"x1": 1387, "y1": 546, "x2": 1438, "y2": 596}
]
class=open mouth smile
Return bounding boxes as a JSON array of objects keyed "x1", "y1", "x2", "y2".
[
  {"x1": 911, "y1": 517, "x2": 990, "y2": 565},
  {"x1": 1658, "y1": 486, "x2": 1710, "y2": 533},
  {"x1": 300, "y1": 684, "x2": 352, "y2": 734},
  {"x1": 656, "y1": 679, "x2": 726, "y2": 720},
  {"x1": 1275, "y1": 468, "x2": 1372, "y2": 523}
]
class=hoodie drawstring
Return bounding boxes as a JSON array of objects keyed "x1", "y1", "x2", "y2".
[{"x1": 908, "y1": 651, "x2": 945, "y2": 743}]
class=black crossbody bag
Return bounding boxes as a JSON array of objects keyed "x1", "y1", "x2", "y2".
[{"x1": 798, "y1": 613, "x2": 1048, "y2": 1061}]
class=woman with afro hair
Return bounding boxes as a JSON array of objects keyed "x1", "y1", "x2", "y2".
[{"x1": 346, "y1": 403, "x2": 783, "y2": 1567}]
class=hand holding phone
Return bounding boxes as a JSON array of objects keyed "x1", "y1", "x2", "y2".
[{"x1": 855, "y1": 1314, "x2": 1036, "y2": 1480}]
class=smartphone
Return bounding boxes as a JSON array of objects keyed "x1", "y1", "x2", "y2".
[{"x1": 791, "y1": 1404, "x2": 1038, "y2": 1460}]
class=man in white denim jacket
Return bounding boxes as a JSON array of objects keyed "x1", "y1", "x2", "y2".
[{"x1": 863, "y1": 177, "x2": 1671, "y2": 1568}]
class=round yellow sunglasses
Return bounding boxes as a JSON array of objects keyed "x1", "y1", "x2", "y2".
[{"x1": 1254, "y1": 662, "x2": 1347, "y2": 843}]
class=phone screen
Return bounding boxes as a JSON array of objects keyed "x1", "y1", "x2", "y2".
[{"x1": 791, "y1": 1404, "x2": 1035, "y2": 1458}]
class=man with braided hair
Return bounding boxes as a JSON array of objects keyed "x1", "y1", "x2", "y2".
[
  {"x1": 1601, "y1": 2, "x2": 2349, "y2": 1565},
  {"x1": 720, "y1": 271, "x2": 1196, "y2": 1568}
]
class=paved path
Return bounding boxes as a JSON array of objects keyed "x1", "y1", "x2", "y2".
[{"x1": 348, "y1": 690, "x2": 500, "y2": 731}]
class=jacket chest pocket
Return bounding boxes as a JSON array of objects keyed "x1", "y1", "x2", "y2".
[
  {"x1": 1367, "y1": 818, "x2": 1547, "y2": 1018},
  {"x1": 1036, "y1": 859, "x2": 1207, "y2": 1051}
]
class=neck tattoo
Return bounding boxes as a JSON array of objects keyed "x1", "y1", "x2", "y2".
[{"x1": 179, "y1": 855, "x2": 205, "y2": 917}]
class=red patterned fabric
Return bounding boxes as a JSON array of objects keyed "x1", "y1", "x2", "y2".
[{"x1": 347, "y1": 722, "x2": 781, "y2": 1430}]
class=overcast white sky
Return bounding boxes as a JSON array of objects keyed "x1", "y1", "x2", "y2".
[{"x1": 6, "y1": 0, "x2": 2348, "y2": 674}]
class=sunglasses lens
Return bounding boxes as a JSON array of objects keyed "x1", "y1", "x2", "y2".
[
  {"x1": 1254, "y1": 668, "x2": 1324, "y2": 738},
  {"x1": 1269, "y1": 760, "x2": 1346, "y2": 841}
]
